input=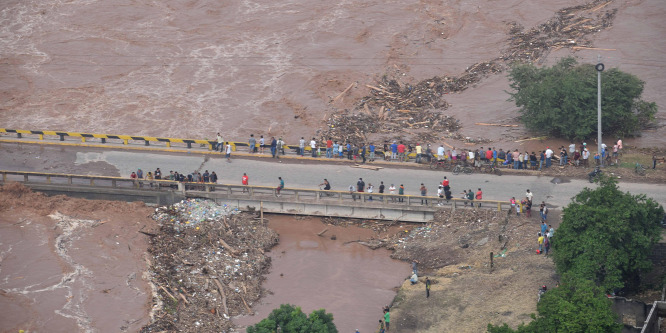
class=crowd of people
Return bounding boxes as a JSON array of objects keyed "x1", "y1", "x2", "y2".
[{"x1": 212, "y1": 132, "x2": 626, "y2": 171}]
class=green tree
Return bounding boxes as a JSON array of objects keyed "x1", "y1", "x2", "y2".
[
  {"x1": 246, "y1": 304, "x2": 337, "y2": 333},
  {"x1": 508, "y1": 57, "x2": 657, "y2": 140},
  {"x1": 488, "y1": 274, "x2": 622, "y2": 333},
  {"x1": 553, "y1": 175, "x2": 664, "y2": 292}
]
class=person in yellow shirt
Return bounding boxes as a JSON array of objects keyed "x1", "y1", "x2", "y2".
[
  {"x1": 538, "y1": 232, "x2": 544, "y2": 254},
  {"x1": 415, "y1": 143, "x2": 423, "y2": 163}
]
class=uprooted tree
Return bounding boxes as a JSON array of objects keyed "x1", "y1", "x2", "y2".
[
  {"x1": 508, "y1": 57, "x2": 657, "y2": 140},
  {"x1": 246, "y1": 304, "x2": 338, "y2": 333}
]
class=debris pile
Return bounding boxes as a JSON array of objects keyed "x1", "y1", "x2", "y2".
[
  {"x1": 141, "y1": 199, "x2": 278, "y2": 333},
  {"x1": 502, "y1": 0, "x2": 618, "y2": 63},
  {"x1": 320, "y1": 0, "x2": 618, "y2": 145},
  {"x1": 344, "y1": 209, "x2": 509, "y2": 269}
]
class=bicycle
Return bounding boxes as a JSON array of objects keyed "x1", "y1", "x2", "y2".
[
  {"x1": 452, "y1": 164, "x2": 473, "y2": 175},
  {"x1": 429, "y1": 159, "x2": 451, "y2": 170},
  {"x1": 635, "y1": 163, "x2": 647, "y2": 176}
]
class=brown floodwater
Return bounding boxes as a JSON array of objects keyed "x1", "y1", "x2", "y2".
[
  {"x1": 0, "y1": 192, "x2": 154, "y2": 333},
  {"x1": 0, "y1": 0, "x2": 663, "y2": 148},
  {"x1": 234, "y1": 214, "x2": 409, "y2": 333}
]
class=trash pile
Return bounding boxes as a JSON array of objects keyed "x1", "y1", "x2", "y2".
[
  {"x1": 319, "y1": 0, "x2": 618, "y2": 145},
  {"x1": 163, "y1": 199, "x2": 241, "y2": 231},
  {"x1": 141, "y1": 199, "x2": 279, "y2": 333}
]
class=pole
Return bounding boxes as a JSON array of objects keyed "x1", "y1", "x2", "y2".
[{"x1": 596, "y1": 55, "x2": 604, "y2": 166}]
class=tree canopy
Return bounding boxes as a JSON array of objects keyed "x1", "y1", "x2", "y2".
[
  {"x1": 246, "y1": 304, "x2": 337, "y2": 333},
  {"x1": 487, "y1": 176, "x2": 664, "y2": 333},
  {"x1": 508, "y1": 57, "x2": 657, "y2": 140},
  {"x1": 553, "y1": 175, "x2": 664, "y2": 292},
  {"x1": 488, "y1": 274, "x2": 621, "y2": 333}
]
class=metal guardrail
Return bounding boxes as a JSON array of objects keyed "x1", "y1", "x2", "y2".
[{"x1": 0, "y1": 170, "x2": 516, "y2": 211}]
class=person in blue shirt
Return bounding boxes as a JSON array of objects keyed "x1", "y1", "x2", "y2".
[
  {"x1": 346, "y1": 142, "x2": 353, "y2": 160},
  {"x1": 541, "y1": 221, "x2": 548, "y2": 235},
  {"x1": 332, "y1": 141, "x2": 339, "y2": 158},
  {"x1": 369, "y1": 143, "x2": 376, "y2": 162},
  {"x1": 390, "y1": 141, "x2": 398, "y2": 160},
  {"x1": 492, "y1": 148, "x2": 498, "y2": 166}
]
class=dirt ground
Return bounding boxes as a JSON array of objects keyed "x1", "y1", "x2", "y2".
[
  {"x1": 0, "y1": 183, "x2": 155, "y2": 333},
  {"x1": 381, "y1": 208, "x2": 562, "y2": 332}
]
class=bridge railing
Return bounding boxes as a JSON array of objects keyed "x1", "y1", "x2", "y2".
[{"x1": 0, "y1": 170, "x2": 517, "y2": 211}]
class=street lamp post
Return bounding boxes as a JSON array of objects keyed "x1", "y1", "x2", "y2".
[{"x1": 596, "y1": 55, "x2": 604, "y2": 166}]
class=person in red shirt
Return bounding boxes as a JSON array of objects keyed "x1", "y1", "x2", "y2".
[
  {"x1": 326, "y1": 138, "x2": 333, "y2": 158},
  {"x1": 485, "y1": 148, "x2": 493, "y2": 161},
  {"x1": 441, "y1": 176, "x2": 450, "y2": 191},
  {"x1": 475, "y1": 188, "x2": 483, "y2": 207},
  {"x1": 242, "y1": 173, "x2": 249, "y2": 193},
  {"x1": 397, "y1": 142, "x2": 406, "y2": 162}
]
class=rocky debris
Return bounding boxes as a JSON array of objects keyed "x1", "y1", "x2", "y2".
[{"x1": 140, "y1": 199, "x2": 278, "y2": 333}]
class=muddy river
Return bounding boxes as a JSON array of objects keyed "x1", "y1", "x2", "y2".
[
  {"x1": 1, "y1": 0, "x2": 664, "y2": 147},
  {"x1": 0, "y1": 185, "x2": 408, "y2": 333},
  {"x1": 235, "y1": 214, "x2": 409, "y2": 333}
]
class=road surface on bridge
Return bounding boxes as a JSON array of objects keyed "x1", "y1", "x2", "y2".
[{"x1": 1, "y1": 143, "x2": 664, "y2": 209}]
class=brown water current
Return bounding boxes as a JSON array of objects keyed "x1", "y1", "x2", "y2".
[
  {"x1": 234, "y1": 215, "x2": 409, "y2": 333},
  {"x1": 1, "y1": 0, "x2": 664, "y2": 147}
]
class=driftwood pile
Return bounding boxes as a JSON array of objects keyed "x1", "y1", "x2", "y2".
[
  {"x1": 320, "y1": 0, "x2": 618, "y2": 145},
  {"x1": 502, "y1": 0, "x2": 617, "y2": 63},
  {"x1": 141, "y1": 207, "x2": 278, "y2": 333}
]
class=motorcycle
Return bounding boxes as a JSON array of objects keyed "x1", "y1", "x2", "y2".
[{"x1": 588, "y1": 166, "x2": 602, "y2": 183}]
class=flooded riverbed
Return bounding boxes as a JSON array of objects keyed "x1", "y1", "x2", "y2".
[{"x1": 235, "y1": 215, "x2": 409, "y2": 333}]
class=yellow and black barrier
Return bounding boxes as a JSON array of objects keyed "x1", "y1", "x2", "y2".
[{"x1": 1, "y1": 128, "x2": 430, "y2": 159}]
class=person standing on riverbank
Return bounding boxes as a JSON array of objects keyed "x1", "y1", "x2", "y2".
[
  {"x1": 384, "y1": 309, "x2": 390, "y2": 331},
  {"x1": 426, "y1": 277, "x2": 431, "y2": 298}
]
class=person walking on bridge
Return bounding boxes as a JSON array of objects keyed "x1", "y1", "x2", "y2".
[
  {"x1": 276, "y1": 177, "x2": 284, "y2": 197},
  {"x1": 241, "y1": 173, "x2": 249, "y2": 193},
  {"x1": 420, "y1": 183, "x2": 428, "y2": 205}
]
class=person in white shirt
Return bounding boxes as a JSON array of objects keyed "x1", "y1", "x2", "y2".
[
  {"x1": 388, "y1": 184, "x2": 396, "y2": 202},
  {"x1": 526, "y1": 189, "x2": 533, "y2": 203},
  {"x1": 216, "y1": 133, "x2": 223, "y2": 151},
  {"x1": 582, "y1": 149, "x2": 590, "y2": 168},
  {"x1": 545, "y1": 147, "x2": 554, "y2": 168},
  {"x1": 299, "y1": 137, "x2": 306, "y2": 156},
  {"x1": 569, "y1": 143, "x2": 576, "y2": 155},
  {"x1": 310, "y1": 138, "x2": 317, "y2": 157},
  {"x1": 437, "y1": 145, "x2": 445, "y2": 161}
]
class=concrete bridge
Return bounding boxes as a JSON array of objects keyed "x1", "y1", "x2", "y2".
[{"x1": 1, "y1": 170, "x2": 515, "y2": 223}]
